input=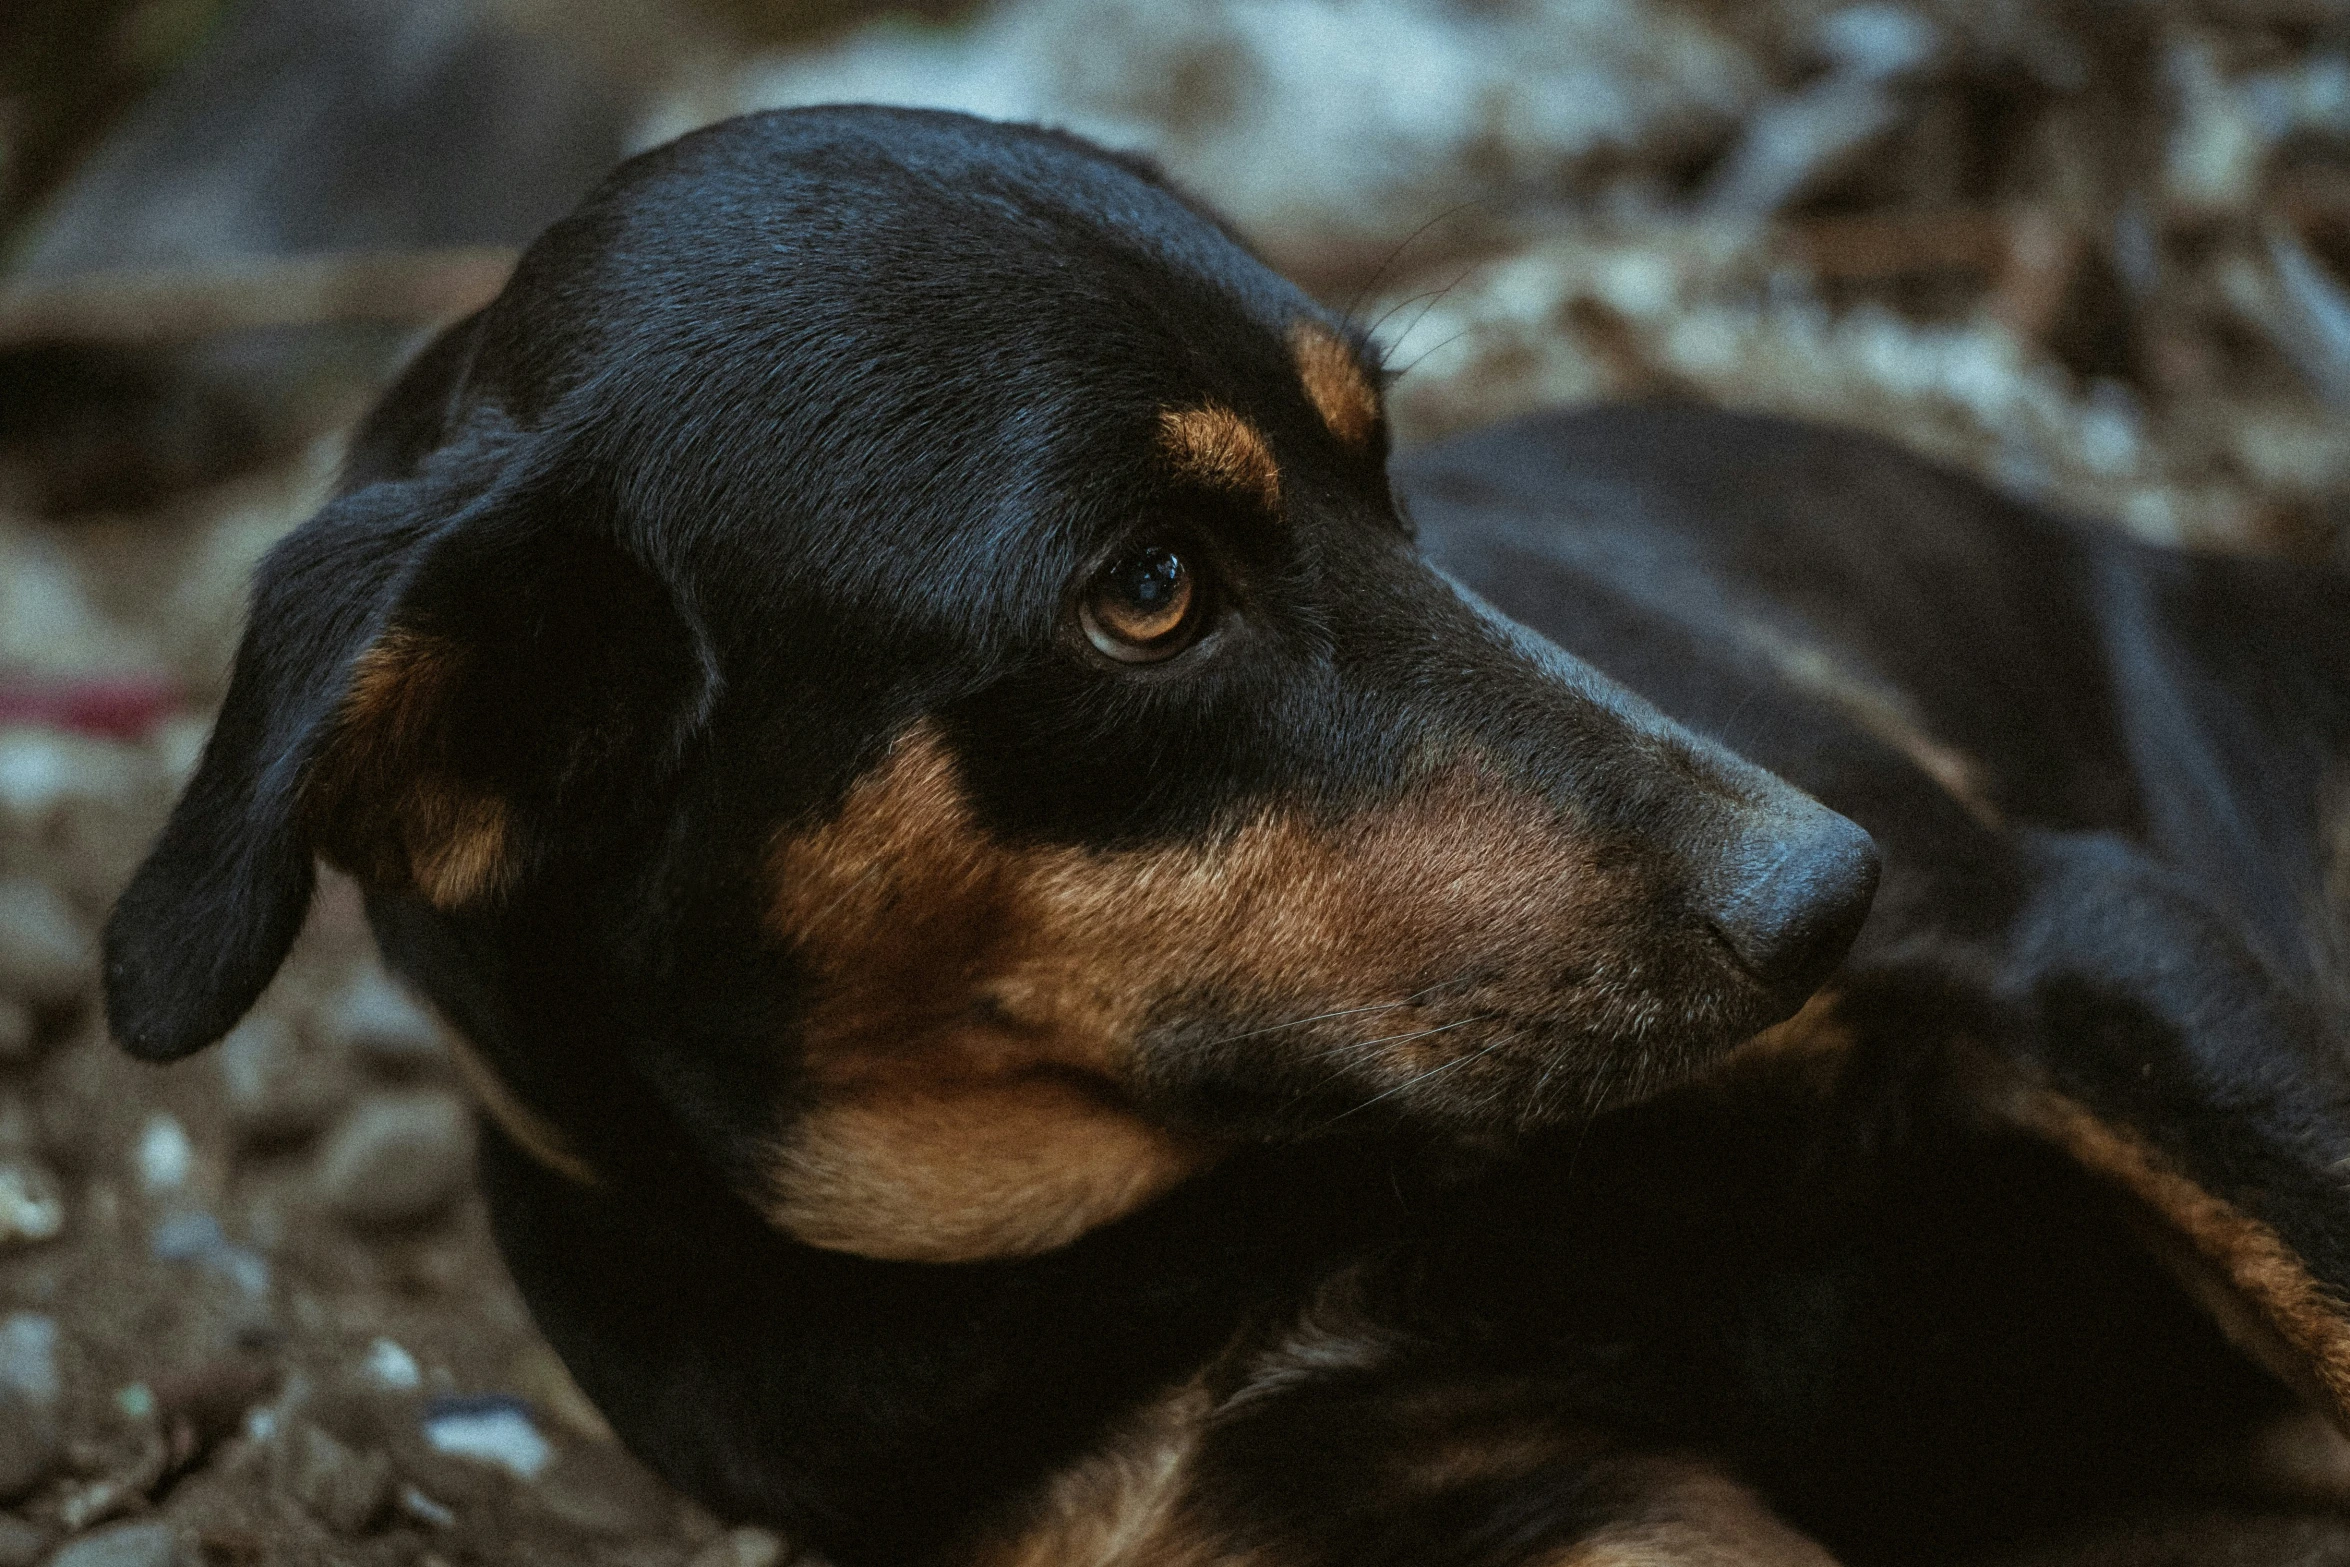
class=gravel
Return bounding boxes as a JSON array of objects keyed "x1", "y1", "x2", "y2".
[
  {"x1": 44, "y1": 1521, "x2": 181, "y2": 1567},
  {"x1": 0, "y1": 1314, "x2": 59, "y2": 1504},
  {"x1": 313, "y1": 1091, "x2": 475, "y2": 1230},
  {"x1": 325, "y1": 970, "x2": 446, "y2": 1075},
  {"x1": 0, "y1": 1514, "x2": 47, "y2": 1567},
  {"x1": 0, "y1": 883, "x2": 86, "y2": 1012},
  {"x1": 215, "y1": 1016, "x2": 348, "y2": 1149},
  {"x1": 280, "y1": 1422, "x2": 393, "y2": 1535},
  {"x1": 532, "y1": 1441, "x2": 681, "y2": 1539},
  {"x1": 0, "y1": 1167, "x2": 60, "y2": 1248}
]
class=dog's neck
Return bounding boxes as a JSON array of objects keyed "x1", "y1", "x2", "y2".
[{"x1": 476, "y1": 1116, "x2": 1411, "y2": 1563}]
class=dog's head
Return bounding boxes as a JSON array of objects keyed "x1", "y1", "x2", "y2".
[{"x1": 105, "y1": 108, "x2": 1875, "y2": 1261}]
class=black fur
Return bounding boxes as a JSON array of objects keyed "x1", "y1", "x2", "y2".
[{"x1": 106, "y1": 108, "x2": 2350, "y2": 1565}]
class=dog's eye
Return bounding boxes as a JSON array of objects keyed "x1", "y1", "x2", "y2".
[{"x1": 1081, "y1": 546, "x2": 1201, "y2": 662}]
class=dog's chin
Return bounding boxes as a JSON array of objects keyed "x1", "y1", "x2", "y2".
[{"x1": 1144, "y1": 995, "x2": 1790, "y2": 1144}]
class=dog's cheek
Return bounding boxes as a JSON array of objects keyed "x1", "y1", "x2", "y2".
[
  {"x1": 755, "y1": 722, "x2": 1720, "y2": 1259},
  {"x1": 758, "y1": 727, "x2": 1224, "y2": 1261},
  {"x1": 765, "y1": 1081, "x2": 1214, "y2": 1262}
]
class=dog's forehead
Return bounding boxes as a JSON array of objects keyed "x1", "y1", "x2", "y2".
[
  {"x1": 476, "y1": 109, "x2": 1387, "y2": 632},
  {"x1": 536, "y1": 113, "x2": 1294, "y2": 370},
  {"x1": 498, "y1": 110, "x2": 1368, "y2": 452}
]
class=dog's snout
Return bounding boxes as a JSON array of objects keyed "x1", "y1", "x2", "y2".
[{"x1": 1700, "y1": 804, "x2": 1879, "y2": 1004}]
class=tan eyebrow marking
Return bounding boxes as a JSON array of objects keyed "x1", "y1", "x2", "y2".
[
  {"x1": 1289, "y1": 320, "x2": 1381, "y2": 449},
  {"x1": 1157, "y1": 404, "x2": 1281, "y2": 511}
]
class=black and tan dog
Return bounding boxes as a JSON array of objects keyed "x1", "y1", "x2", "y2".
[{"x1": 104, "y1": 108, "x2": 2350, "y2": 1564}]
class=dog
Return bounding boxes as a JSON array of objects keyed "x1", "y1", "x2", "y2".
[{"x1": 103, "y1": 107, "x2": 2350, "y2": 1565}]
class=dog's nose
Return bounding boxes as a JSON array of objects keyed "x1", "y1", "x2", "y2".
[{"x1": 1700, "y1": 804, "x2": 1878, "y2": 1003}]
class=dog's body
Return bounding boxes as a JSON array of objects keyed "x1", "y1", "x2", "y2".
[{"x1": 104, "y1": 108, "x2": 2350, "y2": 1565}]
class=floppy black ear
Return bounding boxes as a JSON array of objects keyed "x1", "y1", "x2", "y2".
[{"x1": 105, "y1": 466, "x2": 713, "y2": 1062}]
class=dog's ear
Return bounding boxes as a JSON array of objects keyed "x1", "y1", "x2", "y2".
[{"x1": 106, "y1": 465, "x2": 712, "y2": 1062}]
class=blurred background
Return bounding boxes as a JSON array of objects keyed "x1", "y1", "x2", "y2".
[{"x1": 0, "y1": 2, "x2": 2346, "y2": 1564}]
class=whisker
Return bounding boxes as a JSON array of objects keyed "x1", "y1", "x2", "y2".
[
  {"x1": 1201, "y1": 998, "x2": 1417, "y2": 1050},
  {"x1": 1383, "y1": 265, "x2": 1480, "y2": 359},
  {"x1": 1564, "y1": 1051, "x2": 1619, "y2": 1187},
  {"x1": 1301, "y1": 1012, "x2": 1491, "y2": 1065},
  {"x1": 1341, "y1": 202, "x2": 1477, "y2": 335},
  {"x1": 1389, "y1": 326, "x2": 1475, "y2": 384},
  {"x1": 1322, "y1": 1031, "x2": 1522, "y2": 1127},
  {"x1": 1361, "y1": 284, "x2": 1457, "y2": 345},
  {"x1": 1196, "y1": 974, "x2": 1473, "y2": 1051}
]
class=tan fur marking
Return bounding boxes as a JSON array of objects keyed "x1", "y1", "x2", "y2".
[
  {"x1": 1288, "y1": 321, "x2": 1381, "y2": 449},
  {"x1": 1157, "y1": 405, "x2": 1281, "y2": 511},
  {"x1": 407, "y1": 792, "x2": 512, "y2": 909},
  {"x1": 1541, "y1": 1458, "x2": 1842, "y2": 1566},
  {"x1": 2237, "y1": 1407, "x2": 2350, "y2": 1505},
  {"x1": 443, "y1": 1032, "x2": 599, "y2": 1187},
  {"x1": 2001, "y1": 1085, "x2": 2350, "y2": 1426},
  {"x1": 766, "y1": 723, "x2": 1662, "y2": 1261},
  {"x1": 975, "y1": 1306, "x2": 1827, "y2": 1565},
  {"x1": 771, "y1": 1080, "x2": 1206, "y2": 1261},
  {"x1": 1737, "y1": 624, "x2": 2002, "y2": 832},
  {"x1": 1729, "y1": 988, "x2": 1854, "y2": 1066},
  {"x1": 971, "y1": 1384, "x2": 1235, "y2": 1567},
  {"x1": 310, "y1": 631, "x2": 515, "y2": 910}
]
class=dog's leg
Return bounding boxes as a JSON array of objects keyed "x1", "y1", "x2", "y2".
[
  {"x1": 978, "y1": 1417, "x2": 1840, "y2": 1567},
  {"x1": 1532, "y1": 1456, "x2": 1840, "y2": 1567},
  {"x1": 968, "y1": 1303, "x2": 1844, "y2": 1567}
]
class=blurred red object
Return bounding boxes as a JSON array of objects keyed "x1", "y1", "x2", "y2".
[{"x1": 0, "y1": 672, "x2": 184, "y2": 739}]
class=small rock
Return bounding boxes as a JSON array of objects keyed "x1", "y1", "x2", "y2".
[
  {"x1": 0, "y1": 1314, "x2": 58, "y2": 1407},
  {"x1": 0, "y1": 1163, "x2": 60, "y2": 1248},
  {"x1": 132, "y1": 1116, "x2": 191, "y2": 1195},
  {"x1": 687, "y1": 1527, "x2": 788, "y2": 1567},
  {"x1": 362, "y1": 1339, "x2": 421, "y2": 1393},
  {"x1": 44, "y1": 1521, "x2": 179, "y2": 1567},
  {"x1": 0, "y1": 1514, "x2": 48, "y2": 1567},
  {"x1": 147, "y1": 1213, "x2": 268, "y2": 1297},
  {"x1": 0, "y1": 881, "x2": 86, "y2": 1010},
  {"x1": 316, "y1": 1093, "x2": 473, "y2": 1230},
  {"x1": 532, "y1": 1443, "x2": 675, "y2": 1538},
  {"x1": 217, "y1": 1016, "x2": 347, "y2": 1148},
  {"x1": 421, "y1": 1396, "x2": 548, "y2": 1479},
  {"x1": 0, "y1": 1163, "x2": 59, "y2": 1247},
  {"x1": 397, "y1": 1484, "x2": 457, "y2": 1530},
  {"x1": 0, "y1": 1313, "x2": 58, "y2": 1502},
  {"x1": 282, "y1": 1423, "x2": 393, "y2": 1535},
  {"x1": 54, "y1": 1478, "x2": 138, "y2": 1535},
  {"x1": 327, "y1": 971, "x2": 445, "y2": 1073}
]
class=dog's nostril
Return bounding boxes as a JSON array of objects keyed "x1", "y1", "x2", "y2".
[{"x1": 1702, "y1": 806, "x2": 1879, "y2": 1002}]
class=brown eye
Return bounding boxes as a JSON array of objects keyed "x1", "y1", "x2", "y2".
[{"x1": 1081, "y1": 546, "x2": 1200, "y2": 662}]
